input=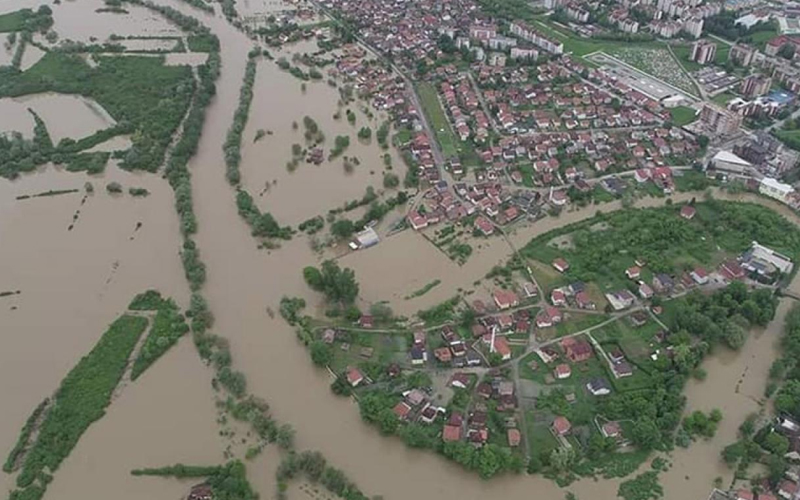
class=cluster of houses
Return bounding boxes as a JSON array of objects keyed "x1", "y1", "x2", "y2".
[
  {"x1": 443, "y1": 374, "x2": 522, "y2": 447},
  {"x1": 473, "y1": 62, "x2": 663, "y2": 134},
  {"x1": 477, "y1": 127, "x2": 697, "y2": 190},
  {"x1": 407, "y1": 180, "x2": 525, "y2": 233},
  {"x1": 320, "y1": 0, "x2": 484, "y2": 75},
  {"x1": 392, "y1": 387, "x2": 446, "y2": 425},
  {"x1": 536, "y1": 335, "x2": 614, "y2": 397},
  {"x1": 439, "y1": 73, "x2": 491, "y2": 144},
  {"x1": 433, "y1": 325, "x2": 484, "y2": 367}
]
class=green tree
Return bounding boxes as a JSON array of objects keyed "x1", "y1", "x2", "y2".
[
  {"x1": 310, "y1": 341, "x2": 333, "y2": 366},
  {"x1": 763, "y1": 432, "x2": 790, "y2": 456}
]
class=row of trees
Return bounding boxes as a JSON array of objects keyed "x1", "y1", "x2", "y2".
[
  {"x1": 132, "y1": 461, "x2": 257, "y2": 500},
  {"x1": 130, "y1": 291, "x2": 190, "y2": 380},
  {"x1": 10, "y1": 314, "x2": 148, "y2": 500},
  {"x1": 235, "y1": 190, "x2": 292, "y2": 239},
  {"x1": 721, "y1": 304, "x2": 800, "y2": 488},
  {"x1": 224, "y1": 52, "x2": 257, "y2": 185}
]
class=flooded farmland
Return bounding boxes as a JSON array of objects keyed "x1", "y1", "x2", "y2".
[
  {"x1": 0, "y1": 93, "x2": 115, "y2": 141},
  {"x1": 0, "y1": 0, "x2": 798, "y2": 499}
]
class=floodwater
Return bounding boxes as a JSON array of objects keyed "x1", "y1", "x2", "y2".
[
  {"x1": 19, "y1": 43, "x2": 45, "y2": 71},
  {"x1": 0, "y1": 93, "x2": 116, "y2": 142},
  {"x1": 239, "y1": 44, "x2": 403, "y2": 226},
  {"x1": 1, "y1": 0, "x2": 798, "y2": 499}
]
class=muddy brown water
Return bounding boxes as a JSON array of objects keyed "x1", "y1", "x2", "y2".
[{"x1": 0, "y1": 0, "x2": 797, "y2": 499}]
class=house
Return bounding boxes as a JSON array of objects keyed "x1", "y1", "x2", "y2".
[
  {"x1": 359, "y1": 315, "x2": 374, "y2": 329},
  {"x1": 435, "y1": 347, "x2": 453, "y2": 363},
  {"x1": 508, "y1": 428, "x2": 521, "y2": 447},
  {"x1": 629, "y1": 310, "x2": 648, "y2": 327},
  {"x1": 493, "y1": 289, "x2": 519, "y2": 310},
  {"x1": 406, "y1": 389, "x2": 426, "y2": 407},
  {"x1": 626, "y1": 266, "x2": 641, "y2": 280},
  {"x1": 443, "y1": 424, "x2": 462, "y2": 442},
  {"x1": 410, "y1": 346, "x2": 427, "y2": 365},
  {"x1": 413, "y1": 330, "x2": 426, "y2": 346},
  {"x1": 552, "y1": 258, "x2": 570, "y2": 273},
  {"x1": 449, "y1": 372, "x2": 470, "y2": 389},
  {"x1": 475, "y1": 215, "x2": 494, "y2": 235},
  {"x1": 466, "y1": 350, "x2": 482, "y2": 366},
  {"x1": 419, "y1": 405, "x2": 439, "y2": 424},
  {"x1": 554, "y1": 363, "x2": 572, "y2": 379},
  {"x1": 587, "y1": 377, "x2": 612, "y2": 396},
  {"x1": 735, "y1": 490, "x2": 755, "y2": 500},
  {"x1": 691, "y1": 267, "x2": 709, "y2": 285},
  {"x1": 188, "y1": 484, "x2": 213, "y2": 500},
  {"x1": 322, "y1": 328, "x2": 336, "y2": 344},
  {"x1": 551, "y1": 289, "x2": 567, "y2": 306},
  {"x1": 451, "y1": 341, "x2": 467, "y2": 357},
  {"x1": 575, "y1": 290, "x2": 595, "y2": 310},
  {"x1": 476, "y1": 382, "x2": 493, "y2": 399},
  {"x1": 523, "y1": 282, "x2": 538, "y2": 298},
  {"x1": 552, "y1": 416, "x2": 572, "y2": 436},
  {"x1": 680, "y1": 205, "x2": 696, "y2": 220},
  {"x1": 779, "y1": 480, "x2": 798, "y2": 500},
  {"x1": 492, "y1": 335, "x2": 512, "y2": 361},
  {"x1": 606, "y1": 290, "x2": 635, "y2": 310},
  {"x1": 601, "y1": 421, "x2": 621, "y2": 439},
  {"x1": 613, "y1": 360, "x2": 634, "y2": 378},
  {"x1": 408, "y1": 211, "x2": 428, "y2": 231},
  {"x1": 497, "y1": 314, "x2": 514, "y2": 331},
  {"x1": 536, "y1": 306, "x2": 563, "y2": 328},
  {"x1": 562, "y1": 337, "x2": 593, "y2": 363},
  {"x1": 720, "y1": 259, "x2": 746, "y2": 281},
  {"x1": 638, "y1": 282, "x2": 654, "y2": 299},
  {"x1": 652, "y1": 273, "x2": 675, "y2": 294},
  {"x1": 346, "y1": 366, "x2": 364, "y2": 387},
  {"x1": 393, "y1": 401, "x2": 412, "y2": 420}
]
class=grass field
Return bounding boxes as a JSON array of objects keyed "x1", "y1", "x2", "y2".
[
  {"x1": 416, "y1": 81, "x2": 459, "y2": 158},
  {"x1": 669, "y1": 106, "x2": 698, "y2": 126}
]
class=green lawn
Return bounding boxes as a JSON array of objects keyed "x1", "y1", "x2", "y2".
[
  {"x1": 669, "y1": 106, "x2": 698, "y2": 126},
  {"x1": 531, "y1": 17, "x2": 664, "y2": 58},
  {"x1": 0, "y1": 10, "x2": 26, "y2": 32},
  {"x1": 416, "y1": 81, "x2": 458, "y2": 158},
  {"x1": 672, "y1": 40, "x2": 731, "y2": 72},
  {"x1": 518, "y1": 201, "x2": 800, "y2": 296},
  {"x1": 712, "y1": 91, "x2": 738, "y2": 107},
  {"x1": 775, "y1": 129, "x2": 800, "y2": 152},
  {"x1": 551, "y1": 313, "x2": 611, "y2": 339},
  {"x1": 328, "y1": 331, "x2": 408, "y2": 373},
  {"x1": 527, "y1": 415, "x2": 560, "y2": 457}
]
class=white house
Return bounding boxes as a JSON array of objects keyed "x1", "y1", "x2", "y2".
[{"x1": 760, "y1": 177, "x2": 795, "y2": 204}]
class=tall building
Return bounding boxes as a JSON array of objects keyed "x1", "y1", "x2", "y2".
[
  {"x1": 690, "y1": 39, "x2": 717, "y2": 64},
  {"x1": 682, "y1": 17, "x2": 704, "y2": 38},
  {"x1": 699, "y1": 103, "x2": 743, "y2": 135},
  {"x1": 729, "y1": 43, "x2": 756, "y2": 66},
  {"x1": 740, "y1": 73, "x2": 773, "y2": 98}
]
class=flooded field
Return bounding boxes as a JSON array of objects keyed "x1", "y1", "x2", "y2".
[
  {"x1": 45, "y1": 0, "x2": 182, "y2": 42},
  {"x1": 0, "y1": 165, "x2": 196, "y2": 496},
  {"x1": 1, "y1": 0, "x2": 798, "y2": 499},
  {"x1": 0, "y1": 93, "x2": 115, "y2": 141},
  {"x1": 239, "y1": 54, "x2": 403, "y2": 226}
]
